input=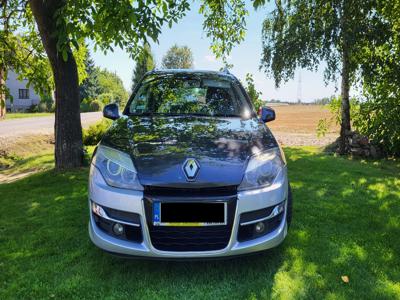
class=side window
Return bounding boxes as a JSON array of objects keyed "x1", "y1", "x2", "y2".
[
  {"x1": 18, "y1": 89, "x2": 29, "y2": 99},
  {"x1": 130, "y1": 85, "x2": 148, "y2": 113}
]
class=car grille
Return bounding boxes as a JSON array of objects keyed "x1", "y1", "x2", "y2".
[{"x1": 144, "y1": 187, "x2": 237, "y2": 252}]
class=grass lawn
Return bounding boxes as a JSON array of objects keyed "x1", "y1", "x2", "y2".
[
  {"x1": 0, "y1": 147, "x2": 399, "y2": 299},
  {"x1": 1, "y1": 112, "x2": 53, "y2": 120}
]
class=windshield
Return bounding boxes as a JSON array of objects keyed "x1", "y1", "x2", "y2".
[{"x1": 127, "y1": 75, "x2": 252, "y2": 117}]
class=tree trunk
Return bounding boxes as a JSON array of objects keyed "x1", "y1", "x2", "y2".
[
  {"x1": 0, "y1": 68, "x2": 5, "y2": 118},
  {"x1": 29, "y1": 0, "x2": 83, "y2": 169},
  {"x1": 339, "y1": 44, "x2": 351, "y2": 155}
]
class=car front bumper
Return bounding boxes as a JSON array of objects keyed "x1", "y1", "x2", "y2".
[{"x1": 88, "y1": 165, "x2": 288, "y2": 258}]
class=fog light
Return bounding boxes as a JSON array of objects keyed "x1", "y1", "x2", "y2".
[
  {"x1": 255, "y1": 222, "x2": 265, "y2": 233},
  {"x1": 112, "y1": 223, "x2": 124, "y2": 235}
]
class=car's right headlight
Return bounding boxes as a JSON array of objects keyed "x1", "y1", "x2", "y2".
[
  {"x1": 238, "y1": 147, "x2": 285, "y2": 191},
  {"x1": 92, "y1": 145, "x2": 143, "y2": 190}
]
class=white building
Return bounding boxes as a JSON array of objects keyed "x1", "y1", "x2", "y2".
[{"x1": 5, "y1": 70, "x2": 41, "y2": 112}]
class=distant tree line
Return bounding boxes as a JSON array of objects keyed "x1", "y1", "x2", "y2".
[
  {"x1": 131, "y1": 44, "x2": 194, "y2": 92},
  {"x1": 79, "y1": 51, "x2": 128, "y2": 113}
]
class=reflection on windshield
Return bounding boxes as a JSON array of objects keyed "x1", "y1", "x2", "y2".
[{"x1": 128, "y1": 75, "x2": 250, "y2": 117}]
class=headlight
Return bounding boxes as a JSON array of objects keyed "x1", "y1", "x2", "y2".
[
  {"x1": 238, "y1": 148, "x2": 285, "y2": 191},
  {"x1": 92, "y1": 145, "x2": 143, "y2": 190}
]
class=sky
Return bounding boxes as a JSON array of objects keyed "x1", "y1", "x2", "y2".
[{"x1": 91, "y1": 2, "x2": 339, "y2": 103}]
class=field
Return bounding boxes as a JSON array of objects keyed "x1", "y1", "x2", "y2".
[{"x1": 267, "y1": 105, "x2": 338, "y2": 146}]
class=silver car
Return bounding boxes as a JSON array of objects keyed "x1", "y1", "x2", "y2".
[{"x1": 88, "y1": 70, "x2": 292, "y2": 258}]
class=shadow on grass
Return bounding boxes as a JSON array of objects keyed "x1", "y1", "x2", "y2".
[
  {"x1": 0, "y1": 147, "x2": 399, "y2": 299},
  {"x1": 0, "y1": 153, "x2": 54, "y2": 183}
]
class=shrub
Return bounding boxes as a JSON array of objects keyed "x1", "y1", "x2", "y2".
[
  {"x1": 316, "y1": 96, "x2": 359, "y2": 137},
  {"x1": 27, "y1": 104, "x2": 39, "y2": 113},
  {"x1": 353, "y1": 95, "x2": 400, "y2": 157},
  {"x1": 38, "y1": 102, "x2": 48, "y2": 112},
  {"x1": 80, "y1": 99, "x2": 91, "y2": 112},
  {"x1": 89, "y1": 100, "x2": 103, "y2": 112},
  {"x1": 83, "y1": 119, "x2": 112, "y2": 146},
  {"x1": 98, "y1": 93, "x2": 113, "y2": 105},
  {"x1": 40, "y1": 94, "x2": 54, "y2": 111}
]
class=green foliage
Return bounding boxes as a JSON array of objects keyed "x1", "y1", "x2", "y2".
[
  {"x1": 97, "y1": 69, "x2": 129, "y2": 107},
  {"x1": 131, "y1": 43, "x2": 155, "y2": 91},
  {"x1": 259, "y1": 0, "x2": 383, "y2": 87},
  {"x1": 79, "y1": 50, "x2": 101, "y2": 101},
  {"x1": 244, "y1": 73, "x2": 263, "y2": 109},
  {"x1": 353, "y1": 88, "x2": 400, "y2": 157},
  {"x1": 40, "y1": 94, "x2": 54, "y2": 112},
  {"x1": 27, "y1": 103, "x2": 50, "y2": 113},
  {"x1": 83, "y1": 119, "x2": 112, "y2": 146},
  {"x1": 80, "y1": 99, "x2": 92, "y2": 112},
  {"x1": 55, "y1": 0, "x2": 191, "y2": 61},
  {"x1": 350, "y1": 0, "x2": 400, "y2": 157},
  {"x1": 317, "y1": 96, "x2": 360, "y2": 137},
  {"x1": 97, "y1": 93, "x2": 113, "y2": 105},
  {"x1": 161, "y1": 44, "x2": 194, "y2": 69},
  {"x1": 0, "y1": 3, "x2": 53, "y2": 100},
  {"x1": 89, "y1": 100, "x2": 103, "y2": 112},
  {"x1": 200, "y1": 0, "x2": 247, "y2": 66}
]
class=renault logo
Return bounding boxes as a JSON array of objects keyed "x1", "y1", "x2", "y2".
[{"x1": 183, "y1": 158, "x2": 200, "y2": 181}]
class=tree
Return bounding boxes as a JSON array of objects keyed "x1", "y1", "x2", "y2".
[
  {"x1": 244, "y1": 73, "x2": 262, "y2": 110},
  {"x1": 79, "y1": 50, "x2": 101, "y2": 102},
  {"x1": 352, "y1": 0, "x2": 400, "y2": 156},
  {"x1": 97, "y1": 68, "x2": 129, "y2": 107},
  {"x1": 0, "y1": 0, "x2": 52, "y2": 118},
  {"x1": 257, "y1": 0, "x2": 385, "y2": 154},
  {"x1": 4, "y1": 0, "x2": 247, "y2": 169},
  {"x1": 161, "y1": 44, "x2": 193, "y2": 69},
  {"x1": 131, "y1": 43, "x2": 155, "y2": 92}
]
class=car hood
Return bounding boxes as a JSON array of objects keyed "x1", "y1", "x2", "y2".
[{"x1": 101, "y1": 115, "x2": 278, "y2": 188}]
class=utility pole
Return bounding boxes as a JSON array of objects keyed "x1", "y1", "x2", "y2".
[{"x1": 297, "y1": 71, "x2": 302, "y2": 104}]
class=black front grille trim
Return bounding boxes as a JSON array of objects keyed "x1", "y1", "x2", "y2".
[
  {"x1": 93, "y1": 213, "x2": 143, "y2": 243},
  {"x1": 239, "y1": 206, "x2": 275, "y2": 224},
  {"x1": 102, "y1": 206, "x2": 141, "y2": 224},
  {"x1": 144, "y1": 196, "x2": 237, "y2": 252},
  {"x1": 237, "y1": 212, "x2": 284, "y2": 242}
]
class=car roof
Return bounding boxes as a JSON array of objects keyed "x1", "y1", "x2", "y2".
[{"x1": 145, "y1": 69, "x2": 237, "y2": 81}]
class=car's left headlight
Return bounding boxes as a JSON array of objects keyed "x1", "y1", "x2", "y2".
[
  {"x1": 92, "y1": 145, "x2": 143, "y2": 190},
  {"x1": 238, "y1": 147, "x2": 285, "y2": 191}
]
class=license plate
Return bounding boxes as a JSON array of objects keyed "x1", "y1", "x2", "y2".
[{"x1": 153, "y1": 202, "x2": 227, "y2": 226}]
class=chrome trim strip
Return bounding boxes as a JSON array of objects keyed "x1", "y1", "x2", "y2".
[
  {"x1": 92, "y1": 202, "x2": 141, "y2": 227},
  {"x1": 240, "y1": 202, "x2": 285, "y2": 226}
]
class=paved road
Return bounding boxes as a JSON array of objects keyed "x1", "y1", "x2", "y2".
[{"x1": 0, "y1": 112, "x2": 102, "y2": 137}]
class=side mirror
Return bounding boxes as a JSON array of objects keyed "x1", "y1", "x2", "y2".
[
  {"x1": 259, "y1": 107, "x2": 275, "y2": 123},
  {"x1": 103, "y1": 103, "x2": 120, "y2": 120}
]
